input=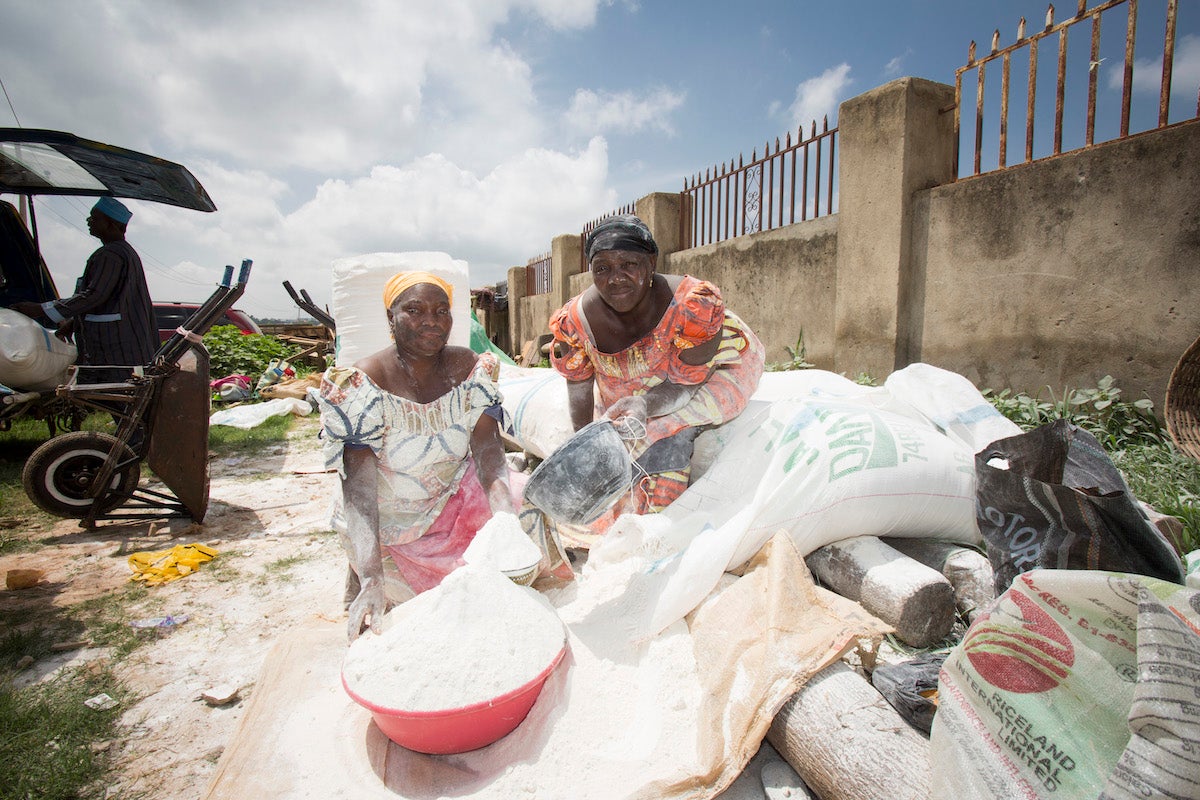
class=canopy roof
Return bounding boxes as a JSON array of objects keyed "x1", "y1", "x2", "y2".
[{"x1": 0, "y1": 128, "x2": 215, "y2": 212}]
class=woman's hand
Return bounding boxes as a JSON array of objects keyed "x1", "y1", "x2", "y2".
[
  {"x1": 347, "y1": 575, "x2": 388, "y2": 640},
  {"x1": 601, "y1": 394, "x2": 649, "y2": 430}
]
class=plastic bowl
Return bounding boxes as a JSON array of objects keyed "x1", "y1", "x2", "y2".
[
  {"x1": 523, "y1": 420, "x2": 632, "y2": 524},
  {"x1": 342, "y1": 643, "x2": 567, "y2": 754}
]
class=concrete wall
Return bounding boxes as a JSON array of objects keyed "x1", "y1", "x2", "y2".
[
  {"x1": 912, "y1": 121, "x2": 1200, "y2": 410},
  {"x1": 664, "y1": 215, "x2": 838, "y2": 367}
]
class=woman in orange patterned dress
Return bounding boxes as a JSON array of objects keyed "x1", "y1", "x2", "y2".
[{"x1": 548, "y1": 215, "x2": 765, "y2": 541}]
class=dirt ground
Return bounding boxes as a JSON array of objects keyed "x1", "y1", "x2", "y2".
[
  {"x1": 2, "y1": 414, "x2": 792, "y2": 800},
  {"x1": 3, "y1": 414, "x2": 348, "y2": 799}
]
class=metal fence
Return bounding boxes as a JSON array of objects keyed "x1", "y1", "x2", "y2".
[
  {"x1": 954, "y1": 0, "x2": 1197, "y2": 178},
  {"x1": 524, "y1": 251, "x2": 552, "y2": 297},
  {"x1": 681, "y1": 118, "x2": 837, "y2": 249}
]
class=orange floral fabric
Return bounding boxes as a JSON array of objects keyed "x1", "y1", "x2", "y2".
[{"x1": 549, "y1": 275, "x2": 764, "y2": 450}]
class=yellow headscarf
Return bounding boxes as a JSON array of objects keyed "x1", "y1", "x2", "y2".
[{"x1": 382, "y1": 271, "x2": 454, "y2": 309}]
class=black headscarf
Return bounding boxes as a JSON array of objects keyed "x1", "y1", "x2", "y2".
[{"x1": 585, "y1": 214, "x2": 658, "y2": 262}]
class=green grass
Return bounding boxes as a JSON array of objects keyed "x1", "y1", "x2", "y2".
[
  {"x1": 207, "y1": 413, "x2": 296, "y2": 457},
  {"x1": 0, "y1": 413, "x2": 298, "y2": 542},
  {"x1": 0, "y1": 415, "x2": 116, "y2": 543},
  {"x1": 0, "y1": 663, "x2": 136, "y2": 800},
  {"x1": 0, "y1": 557, "x2": 149, "y2": 800}
]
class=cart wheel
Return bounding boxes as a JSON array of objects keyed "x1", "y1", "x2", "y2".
[{"x1": 22, "y1": 432, "x2": 141, "y2": 518}]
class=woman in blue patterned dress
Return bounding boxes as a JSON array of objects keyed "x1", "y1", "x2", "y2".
[{"x1": 318, "y1": 270, "x2": 570, "y2": 640}]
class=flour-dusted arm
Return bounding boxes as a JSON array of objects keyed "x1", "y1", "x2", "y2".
[
  {"x1": 341, "y1": 445, "x2": 388, "y2": 641},
  {"x1": 599, "y1": 329, "x2": 723, "y2": 428},
  {"x1": 469, "y1": 412, "x2": 516, "y2": 515}
]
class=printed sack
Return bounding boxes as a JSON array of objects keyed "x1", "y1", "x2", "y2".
[{"x1": 931, "y1": 568, "x2": 1200, "y2": 799}]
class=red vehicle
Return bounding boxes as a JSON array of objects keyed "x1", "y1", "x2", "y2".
[{"x1": 153, "y1": 302, "x2": 261, "y2": 342}]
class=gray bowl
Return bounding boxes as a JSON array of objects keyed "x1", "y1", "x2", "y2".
[{"x1": 523, "y1": 420, "x2": 632, "y2": 524}]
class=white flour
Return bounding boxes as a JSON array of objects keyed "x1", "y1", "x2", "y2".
[
  {"x1": 425, "y1": 555, "x2": 707, "y2": 799},
  {"x1": 341, "y1": 564, "x2": 565, "y2": 711},
  {"x1": 463, "y1": 512, "x2": 542, "y2": 573}
]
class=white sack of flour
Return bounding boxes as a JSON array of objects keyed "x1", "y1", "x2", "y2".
[
  {"x1": 497, "y1": 365, "x2": 576, "y2": 459},
  {"x1": 330, "y1": 252, "x2": 471, "y2": 367},
  {"x1": 585, "y1": 362, "x2": 1016, "y2": 639},
  {"x1": 0, "y1": 308, "x2": 76, "y2": 390}
]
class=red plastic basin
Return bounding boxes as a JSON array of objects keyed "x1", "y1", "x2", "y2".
[{"x1": 342, "y1": 643, "x2": 567, "y2": 755}]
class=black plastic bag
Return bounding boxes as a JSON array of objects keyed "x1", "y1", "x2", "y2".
[
  {"x1": 974, "y1": 418, "x2": 1184, "y2": 594},
  {"x1": 871, "y1": 651, "x2": 947, "y2": 736}
]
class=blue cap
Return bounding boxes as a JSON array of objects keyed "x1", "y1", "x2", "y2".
[{"x1": 93, "y1": 196, "x2": 132, "y2": 225}]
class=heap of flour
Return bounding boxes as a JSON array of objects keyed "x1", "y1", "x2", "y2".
[
  {"x1": 462, "y1": 512, "x2": 541, "y2": 574},
  {"x1": 341, "y1": 563, "x2": 565, "y2": 712}
]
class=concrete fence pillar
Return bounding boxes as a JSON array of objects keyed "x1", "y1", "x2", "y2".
[
  {"x1": 636, "y1": 192, "x2": 687, "y2": 258},
  {"x1": 833, "y1": 77, "x2": 955, "y2": 379},
  {"x1": 506, "y1": 264, "x2": 527, "y2": 360},
  {"x1": 550, "y1": 233, "x2": 582, "y2": 311}
]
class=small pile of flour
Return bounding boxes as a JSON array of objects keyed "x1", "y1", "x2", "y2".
[
  {"x1": 342, "y1": 564, "x2": 565, "y2": 712},
  {"x1": 463, "y1": 512, "x2": 541, "y2": 574}
]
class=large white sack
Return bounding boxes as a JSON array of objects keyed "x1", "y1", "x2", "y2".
[
  {"x1": 0, "y1": 308, "x2": 76, "y2": 391},
  {"x1": 330, "y1": 252, "x2": 471, "y2": 367},
  {"x1": 497, "y1": 365, "x2": 576, "y2": 459},
  {"x1": 583, "y1": 363, "x2": 999, "y2": 640}
]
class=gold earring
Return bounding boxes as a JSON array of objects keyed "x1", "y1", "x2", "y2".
[{"x1": 650, "y1": 276, "x2": 655, "y2": 288}]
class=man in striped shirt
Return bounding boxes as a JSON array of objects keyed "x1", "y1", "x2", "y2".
[{"x1": 11, "y1": 196, "x2": 157, "y2": 384}]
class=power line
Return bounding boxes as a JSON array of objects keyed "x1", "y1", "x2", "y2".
[
  {"x1": 0, "y1": 73, "x2": 21, "y2": 126},
  {"x1": 36, "y1": 197, "x2": 213, "y2": 289}
]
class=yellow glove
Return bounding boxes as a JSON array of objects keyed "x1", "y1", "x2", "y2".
[{"x1": 128, "y1": 543, "x2": 219, "y2": 585}]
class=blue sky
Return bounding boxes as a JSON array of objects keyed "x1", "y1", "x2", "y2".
[{"x1": 1, "y1": 1, "x2": 1196, "y2": 319}]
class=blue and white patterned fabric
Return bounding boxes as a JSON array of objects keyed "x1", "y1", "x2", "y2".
[{"x1": 317, "y1": 352, "x2": 502, "y2": 546}]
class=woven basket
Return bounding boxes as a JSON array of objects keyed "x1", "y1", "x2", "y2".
[{"x1": 1165, "y1": 333, "x2": 1200, "y2": 462}]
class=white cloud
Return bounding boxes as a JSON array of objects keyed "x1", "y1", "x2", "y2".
[
  {"x1": 0, "y1": 1, "x2": 597, "y2": 175},
  {"x1": 1107, "y1": 34, "x2": 1200, "y2": 99},
  {"x1": 885, "y1": 49, "x2": 913, "y2": 77},
  {"x1": 787, "y1": 63, "x2": 852, "y2": 129},
  {"x1": 565, "y1": 87, "x2": 686, "y2": 136},
  {"x1": 33, "y1": 138, "x2": 613, "y2": 316},
  {"x1": 1, "y1": 0, "x2": 616, "y2": 318}
]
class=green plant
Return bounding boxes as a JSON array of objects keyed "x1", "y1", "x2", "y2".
[
  {"x1": 982, "y1": 376, "x2": 1164, "y2": 450},
  {"x1": 851, "y1": 371, "x2": 878, "y2": 386},
  {"x1": 203, "y1": 325, "x2": 297, "y2": 378},
  {"x1": 1113, "y1": 443, "x2": 1200, "y2": 554},
  {"x1": 765, "y1": 331, "x2": 816, "y2": 372}
]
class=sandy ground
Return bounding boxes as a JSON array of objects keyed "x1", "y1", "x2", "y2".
[{"x1": 2, "y1": 414, "x2": 796, "y2": 800}]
